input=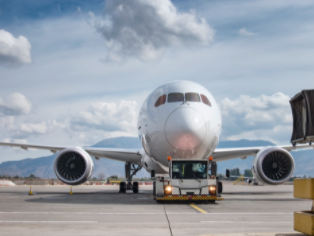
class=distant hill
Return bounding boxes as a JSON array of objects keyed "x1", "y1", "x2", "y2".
[
  {"x1": 0, "y1": 137, "x2": 313, "y2": 178},
  {"x1": 92, "y1": 136, "x2": 142, "y2": 149},
  {"x1": 0, "y1": 137, "x2": 142, "y2": 179},
  {"x1": 216, "y1": 139, "x2": 275, "y2": 148},
  {"x1": 216, "y1": 140, "x2": 314, "y2": 177},
  {"x1": 0, "y1": 154, "x2": 57, "y2": 178}
]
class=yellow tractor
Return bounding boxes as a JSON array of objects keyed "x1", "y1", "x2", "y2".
[{"x1": 106, "y1": 175, "x2": 122, "y2": 185}]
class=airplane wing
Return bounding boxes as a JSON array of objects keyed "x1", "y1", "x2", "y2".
[
  {"x1": 84, "y1": 147, "x2": 142, "y2": 163},
  {"x1": 212, "y1": 144, "x2": 314, "y2": 162},
  {"x1": 0, "y1": 142, "x2": 143, "y2": 163},
  {"x1": 0, "y1": 141, "x2": 312, "y2": 164}
]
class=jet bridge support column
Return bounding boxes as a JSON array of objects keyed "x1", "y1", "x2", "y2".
[{"x1": 294, "y1": 178, "x2": 314, "y2": 235}]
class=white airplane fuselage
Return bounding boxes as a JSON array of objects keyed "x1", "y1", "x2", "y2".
[{"x1": 138, "y1": 81, "x2": 222, "y2": 174}]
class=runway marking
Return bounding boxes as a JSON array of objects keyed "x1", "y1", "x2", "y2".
[
  {"x1": 199, "y1": 233, "x2": 292, "y2": 236},
  {"x1": 200, "y1": 221, "x2": 290, "y2": 224},
  {"x1": 0, "y1": 221, "x2": 97, "y2": 223},
  {"x1": 0, "y1": 212, "x2": 294, "y2": 215},
  {"x1": 0, "y1": 196, "x2": 18, "y2": 200},
  {"x1": 189, "y1": 204, "x2": 207, "y2": 213}
]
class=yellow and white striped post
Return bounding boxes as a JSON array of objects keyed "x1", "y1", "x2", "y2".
[{"x1": 294, "y1": 178, "x2": 314, "y2": 235}]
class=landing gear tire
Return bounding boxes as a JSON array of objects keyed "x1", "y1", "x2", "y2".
[
  {"x1": 208, "y1": 200, "x2": 216, "y2": 203},
  {"x1": 133, "y1": 182, "x2": 139, "y2": 193},
  {"x1": 119, "y1": 182, "x2": 126, "y2": 193},
  {"x1": 218, "y1": 181, "x2": 223, "y2": 194}
]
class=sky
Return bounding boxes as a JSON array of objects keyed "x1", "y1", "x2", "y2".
[{"x1": 0, "y1": 0, "x2": 314, "y2": 163}]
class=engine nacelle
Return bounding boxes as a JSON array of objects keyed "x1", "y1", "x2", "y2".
[
  {"x1": 252, "y1": 147, "x2": 294, "y2": 185},
  {"x1": 54, "y1": 147, "x2": 94, "y2": 185}
]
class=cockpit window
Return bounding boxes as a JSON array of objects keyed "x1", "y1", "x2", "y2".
[
  {"x1": 168, "y1": 93, "x2": 184, "y2": 103},
  {"x1": 185, "y1": 93, "x2": 200, "y2": 102},
  {"x1": 201, "y1": 94, "x2": 211, "y2": 106},
  {"x1": 154, "y1": 95, "x2": 167, "y2": 107}
]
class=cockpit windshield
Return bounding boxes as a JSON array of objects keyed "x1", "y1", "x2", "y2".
[
  {"x1": 201, "y1": 94, "x2": 211, "y2": 106},
  {"x1": 168, "y1": 93, "x2": 184, "y2": 102},
  {"x1": 185, "y1": 93, "x2": 200, "y2": 102},
  {"x1": 155, "y1": 94, "x2": 167, "y2": 107},
  {"x1": 172, "y1": 161, "x2": 208, "y2": 179},
  {"x1": 162, "y1": 92, "x2": 209, "y2": 106}
]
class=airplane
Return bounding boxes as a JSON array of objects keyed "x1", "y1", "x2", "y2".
[{"x1": 0, "y1": 81, "x2": 312, "y2": 193}]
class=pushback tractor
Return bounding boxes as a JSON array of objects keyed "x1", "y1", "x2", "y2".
[{"x1": 153, "y1": 157, "x2": 224, "y2": 202}]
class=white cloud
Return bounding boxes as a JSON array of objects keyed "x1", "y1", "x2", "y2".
[
  {"x1": 227, "y1": 125, "x2": 292, "y2": 145},
  {"x1": 220, "y1": 93, "x2": 292, "y2": 144},
  {"x1": 19, "y1": 121, "x2": 56, "y2": 136},
  {"x1": 0, "y1": 116, "x2": 14, "y2": 130},
  {"x1": 0, "y1": 91, "x2": 139, "y2": 144},
  {"x1": 238, "y1": 28, "x2": 257, "y2": 36},
  {"x1": 0, "y1": 93, "x2": 32, "y2": 116},
  {"x1": 0, "y1": 93, "x2": 58, "y2": 139},
  {"x1": 2, "y1": 138, "x2": 27, "y2": 144},
  {"x1": 8, "y1": 120, "x2": 58, "y2": 139},
  {"x1": 70, "y1": 100, "x2": 138, "y2": 133},
  {"x1": 0, "y1": 29, "x2": 32, "y2": 67},
  {"x1": 88, "y1": 0, "x2": 214, "y2": 62}
]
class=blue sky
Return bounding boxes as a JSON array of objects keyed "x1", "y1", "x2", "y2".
[{"x1": 0, "y1": 0, "x2": 314, "y2": 162}]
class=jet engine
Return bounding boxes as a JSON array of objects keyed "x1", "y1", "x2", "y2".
[
  {"x1": 54, "y1": 147, "x2": 94, "y2": 185},
  {"x1": 252, "y1": 147, "x2": 294, "y2": 185}
]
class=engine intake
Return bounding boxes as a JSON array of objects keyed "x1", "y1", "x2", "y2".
[
  {"x1": 252, "y1": 147, "x2": 294, "y2": 185},
  {"x1": 54, "y1": 147, "x2": 94, "y2": 185}
]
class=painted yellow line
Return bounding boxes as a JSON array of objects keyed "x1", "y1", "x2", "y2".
[
  {"x1": 189, "y1": 204, "x2": 207, "y2": 213},
  {"x1": 199, "y1": 233, "x2": 292, "y2": 236}
]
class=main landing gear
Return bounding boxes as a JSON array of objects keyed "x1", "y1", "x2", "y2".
[{"x1": 119, "y1": 162, "x2": 142, "y2": 193}]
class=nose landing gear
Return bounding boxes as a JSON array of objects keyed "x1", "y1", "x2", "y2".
[{"x1": 119, "y1": 162, "x2": 142, "y2": 193}]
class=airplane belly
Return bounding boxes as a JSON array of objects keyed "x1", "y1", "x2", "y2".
[{"x1": 141, "y1": 153, "x2": 168, "y2": 174}]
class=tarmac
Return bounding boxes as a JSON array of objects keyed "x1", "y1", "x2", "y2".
[{"x1": 0, "y1": 184, "x2": 311, "y2": 236}]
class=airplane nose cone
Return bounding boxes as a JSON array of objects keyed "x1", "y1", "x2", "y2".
[{"x1": 165, "y1": 108, "x2": 206, "y2": 151}]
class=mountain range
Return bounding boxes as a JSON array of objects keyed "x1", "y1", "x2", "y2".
[{"x1": 0, "y1": 137, "x2": 313, "y2": 178}]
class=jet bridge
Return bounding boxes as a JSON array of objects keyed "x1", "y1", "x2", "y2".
[{"x1": 290, "y1": 89, "x2": 314, "y2": 145}]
